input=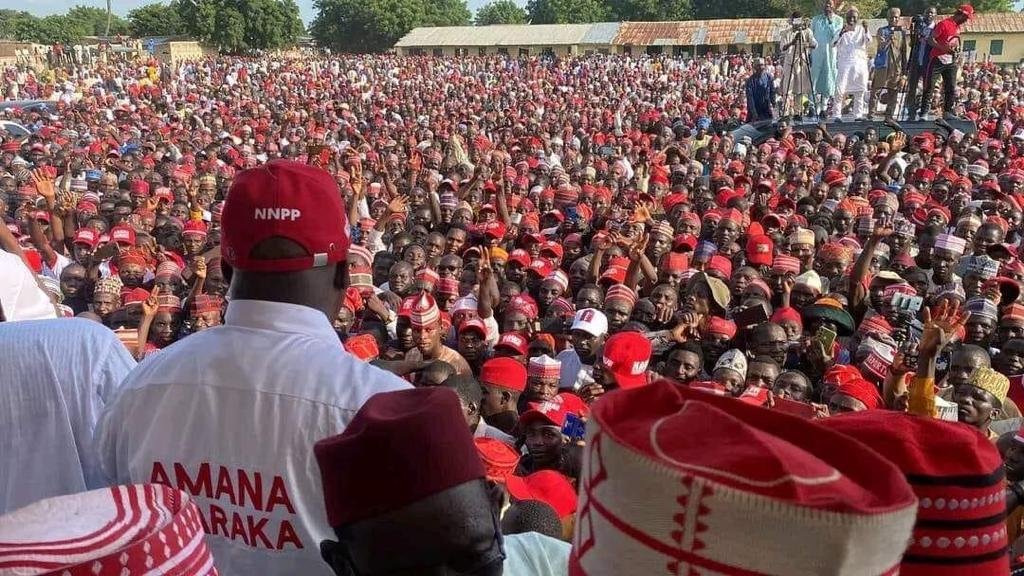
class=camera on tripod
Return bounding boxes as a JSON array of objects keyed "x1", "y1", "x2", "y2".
[{"x1": 790, "y1": 18, "x2": 810, "y2": 31}]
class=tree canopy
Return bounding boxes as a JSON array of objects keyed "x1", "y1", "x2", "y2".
[
  {"x1": 312, "y1": 0, "x2": 471, "y2": 53},
  {"x1": 475, "y1": 0, "x2": 528, "y2": 25},
  {"x1": 175, "y1": 0, "x2": 303, "y2": 53},
  {"x1": 525, "y1": 0, "x2": 610, "y2": 24},
  {"x1": 127, "y1": 3, "x2": 184, "y2": 37},
  {"x1": 67, "y1": 5, "x2": 131, "y2": 36}
]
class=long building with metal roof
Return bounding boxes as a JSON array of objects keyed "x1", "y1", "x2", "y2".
[{"x1": 394, "y1": 14, "x2": 1024, "y2": 64}]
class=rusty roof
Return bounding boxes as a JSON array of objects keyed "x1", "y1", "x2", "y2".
[
  {"x1": 964, "y1": 12, "x2": 1024, "y2": 34},
  {"x1": 614, "y1": 19, "x2": 793, "y2": 46}
]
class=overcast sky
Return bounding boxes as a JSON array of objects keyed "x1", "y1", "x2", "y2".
[{"x1": 3, "y1": 0, "x2": 523, "y2": 26}]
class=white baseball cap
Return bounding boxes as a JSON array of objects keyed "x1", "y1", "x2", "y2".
[{"x1": 571, "y1": 308, "x2": 608, "y2": 337}]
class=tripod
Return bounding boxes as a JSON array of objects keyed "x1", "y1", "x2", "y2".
[{"x1": 779, "y1": 25, "x2": 815, "y2": 120}]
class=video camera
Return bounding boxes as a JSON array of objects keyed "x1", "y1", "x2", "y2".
[{"x1": 790, "y1": 18, "x2": 810, "y2": 31}]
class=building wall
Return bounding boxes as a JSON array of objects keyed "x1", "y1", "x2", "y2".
[
  {"x1": 153, "y1": 41, "x2": 216, "y2": 65},
  {"x1": 960, "y1": 32, "x2": 1024, "y2": 64}
]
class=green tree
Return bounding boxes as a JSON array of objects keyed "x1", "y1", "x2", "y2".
[
  {"x1": 424, "y1": 0, "x2": 472, "y2": 25},
  {"x1": 128, "y1": 3, "x2": 184, "y2": 37},
  {"x1": 67, "y1": 5, "x2": 131, "y2": 36},
  {"x1": 312, "y1": 0, "x2": 470, "y2": 52},
  {"x1": 526, "y1": 0, "x2": 609, "y2": 23},
  {"x1": 177, "y1": 0, "x2": 302, "y2": 52},
  {"x1": 608, "y1": 0, "x2": 692, "y2": 20},
  {"x1": 694, "y1": 0, "x2": 782, "y2": 18},
  {"x1": 475, "y1": 0, "x2": 527, "y2": 24}
]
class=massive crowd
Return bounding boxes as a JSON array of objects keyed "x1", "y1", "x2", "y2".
[{"x1": 4, "y1": 4, "x2": 1024, "y2": 574}]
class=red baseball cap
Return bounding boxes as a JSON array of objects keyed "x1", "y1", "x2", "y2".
[
  {"x1": 495, "y1": 332, "x2": 529, "y2": 356},
  {"x1": 506, "y1": 470, "x2": 577, "y2": 519},
  {"x1": 221, "y1": 160, "x2": 350, "y2": 272},
  {"x1": 109, "y1": 225, "x2": 136, "y2": 247},
  {"x1": 601, "y1": 331, "x2": 653, "y2": 389},
  {"x1": 957, "y1": 4, "x2": 975, "y2": 18},
  {"x1": 73, "y1": 228, "x2": 100, "y2": 248}
]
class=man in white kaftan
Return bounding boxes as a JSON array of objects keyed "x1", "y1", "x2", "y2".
[{"x1": 833, "y1": 8, "x2": 872, "y2": 121}]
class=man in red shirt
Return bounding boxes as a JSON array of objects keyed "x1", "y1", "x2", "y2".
[{"x1": 918, "y1": 4, "x2": 974, "y2": 120}]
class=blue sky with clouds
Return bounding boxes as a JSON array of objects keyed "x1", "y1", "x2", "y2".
[{"x1": 2, "y1": 0, "x2": 524, "y2": 25}]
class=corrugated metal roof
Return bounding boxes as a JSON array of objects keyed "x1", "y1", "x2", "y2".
[
  {"x1": 395, "y1": 14, "x2": 1024, "y2": 49},
  {"x1": 581, "y1": 22, "x2": 621, "y2": 44},
  {"x1": 395, "y1": 24, "x2": 596, "y2": 47}
]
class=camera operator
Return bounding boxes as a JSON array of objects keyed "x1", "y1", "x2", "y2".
[
  {"x1": 869, "y1": 7, "x2": 909, "y2": 121},
  {"x1": 918, "y1": 4, "x2": 974, "y2": 121},
  {"x1": 780, "y1": 11, "x2": 816, "y2": 118},
  {"x1": 905, "y1": 6, "x2": 937, "y2": 120}
]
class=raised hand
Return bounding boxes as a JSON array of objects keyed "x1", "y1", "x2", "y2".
[
  {"x1": 142, "y1": 286, "x2": 161, "y2": 318},
  {"x1": 919, "y1": 301, "x2": 969, "y2": 359}
]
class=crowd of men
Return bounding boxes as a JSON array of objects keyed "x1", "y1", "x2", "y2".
[{"x1": 4, "y1": 3, "x2": 1024, "y2": 573}]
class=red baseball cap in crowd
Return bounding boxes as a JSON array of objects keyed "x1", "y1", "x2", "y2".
[
  {"x1": 480, "y1": 356, "x2": 527, "y2": 393},
  {"x1": 506, "y1": 470, "x2": 577, "y2": 519},
  {"x1": 109, "y1": 224, "x2": 136, "y2": 247},
  {"x1": 72, "y1": 228, "x2": 100, "y2": 249},
  {"x1": 495, "y1": 332, "x2": 529, "y2": 356},
  {"x1": 221, "y1": 160, "x2": 350, "y2": 272},
  {"x1": 957, "y1": 4, "x2": 975, "y2": 18},
  {"x1": 601, "y1": 331, "x2": 653, "y2": 389}
]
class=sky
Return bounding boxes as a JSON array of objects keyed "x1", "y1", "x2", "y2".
[{"x1": 1, "y1": 0, "x2": 524, "y2": 25}]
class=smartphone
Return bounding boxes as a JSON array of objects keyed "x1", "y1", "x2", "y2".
[
  {"x1": 890, "y1": 292, "x2": 924, "y2": 314},
  {"x1": 815, "y1": 326, "x2": 838, "y2": 352},
  {"x1": 562, "y1": 413, "x2": 586, "y2": 441},
  {"x1": 734, "y1": 302, "x2": 770, "y2": 328}
]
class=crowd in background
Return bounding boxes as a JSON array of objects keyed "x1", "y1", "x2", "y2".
[{"x1": 4, "y1": 17, "x2": 1024, "y2": 573}]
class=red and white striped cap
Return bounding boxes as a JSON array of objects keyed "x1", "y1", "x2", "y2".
[
  {"x1": 0, "y1": 484, "x2": 217, "y2": 576},
  {"x1": 408, "y1": 292, "x2": 440, "y2": 329},
  {"x1": 571, "y1": 380, "x2": 917, "y2": 576}
]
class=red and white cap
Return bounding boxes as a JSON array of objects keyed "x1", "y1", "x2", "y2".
[
  {"x1": 408, "y1": 292, "x2": 440, "y2": 329},
  {"x1": 600, "y1": 331, "x2": 652, "y2": 389},
  {"x1": 109, "y1": 225, "x2": 136, "y2": 247},
  {"x1": 0, "y1": 484, "x2": 217, "y2": 576},
  {"x1": 821, "y1": 411, "x2": 1008, "y2": 576},
  {"x1": 72, "y1": 228, "x2": 99, "y2": 248},
  {"x1": 221, "y1": 160, "x2": 350, "y2": 272},
  {"x1": 570, "y1": 380, "x2": 917, "y2": 576}
]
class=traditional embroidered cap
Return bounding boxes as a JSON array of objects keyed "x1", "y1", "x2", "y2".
[
  {"x1": 0, "y1": 484, "x2": 217, "y2": 576},
  {"x1": 821, "y1": 411, "x2": 1006, "y2": 576},
  {"x1": 934, "y1": 233, "x2": 968, "y2": 256},
  {"x1": 965, "y1": 296, "x2": 999, "y2": 322},
  {"x1": 222, "y1": 160, "x2": 350, "y2": 273},
  {"x1": 601, "y1": 331, "x2": 652, "y2": 390},
  {"x1": 571, "y1": 308, "x2": 609, "y2": 337},
  {"x1": 569, "y1": 380, "x2": 917, "y2": 575},
  {"x1": 788, "y1": 227, "x2": 815, "y2": 247},
  {"x1": 182, "y1": 219, "x2": 208, "y2": 238},
  {"x1": 545, "y1": 269, "x2": 570, "y2": 293},
  {"x1": 604, "y1": 284, "x2": 637, "y2": 307},
  {"x1": 962, "y1": 255, "x2": 1001, "y2": 280},
  {"x1": 315, "y1": 387, "x2": 484, "y2": 527},
  {"x1": 772, "y1": 254, "x2": 801, "y2": 275},
  {"x1": 713, "y1": 348, "x2": 747, "y2": 380},
  {"x1": 408, "y1": 292, "x2": 440, "y2": 329},
  {"x1": 794, "y1": 270, "x2": 823, "y2": 294},
  {"x1": 480, "y1": 357, "x2": 527, "y2": 393},
  {"x1": 970, "y1": 366, "x2": 1010, "y2": 405},
  {"x1": 529, "y1": 354, "x2": 562, "y2": 380},
  {"x1": 475, "y1": 437, "x2": 519, "y2": 483}
]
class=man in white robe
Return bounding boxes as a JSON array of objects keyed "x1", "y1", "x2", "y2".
[{"x1": 832, "y1": 7, "x2": 872, "y2": 121}]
